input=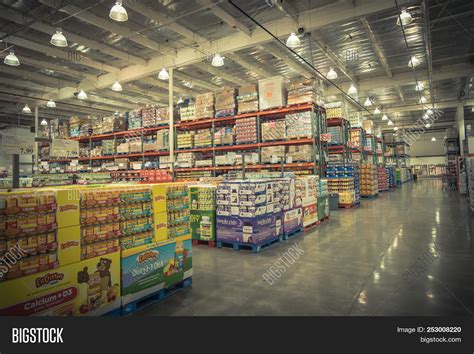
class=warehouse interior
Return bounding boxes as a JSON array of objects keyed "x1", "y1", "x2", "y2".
[{"x1": 0, "y1": 0, "x2": 473, "y2": 317}]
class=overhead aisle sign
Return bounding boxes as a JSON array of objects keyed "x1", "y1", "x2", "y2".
[{"x1": 1, "y1": 134, "x2": 34, "y2": 155}]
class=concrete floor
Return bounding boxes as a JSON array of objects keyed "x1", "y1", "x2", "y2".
[{"x1": 138, "y1": 179, "x2": 474, "y2": 316}]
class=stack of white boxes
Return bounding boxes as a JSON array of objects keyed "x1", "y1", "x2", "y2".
[{"x1": 467, "y1": 158, "x2": 474, "y2": 212}]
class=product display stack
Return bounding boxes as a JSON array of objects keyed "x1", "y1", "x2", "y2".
[
  {"x1": 287, "y1": 79, "x2": 316, "y2": 105},
  {"x1": 261, "y1": 119, "x2": 286, "y2": 141},
  {"x1": 189, "y1": 185, "x2": 216, "y2": 246},
  {"x1": 235, "y1": 117, "x2": 258, "y2": 144},
  {"x1": 177, "y1": 131, "x2": 194, "y2": 149},
  {"x1": 387, "y1": 166, "x2": 397, "y2": 188},
  {"x1": 360, "y1": 163, "x2": 379, "y2": 197},
  {"x1": 326, "y1": 163, "x2": 360, "y2": 207},
  {"x1": 193, "y1": 129, "x2": 213, "y2": 148},
  {"x1": 195, "y1": 92, "x2": 215, "y2": 119},
  {"x1": 216, "y1": 179, "x2": 286, "y2": 251},
  {"x1": 180, "y1": 104, "x2": 196, "y2": 122},
  {"x1": 377, "y1": 167, "x2": 389, "y2": 192},
  {"x1": 317, "y1": 178, "x2": 330, "y2": 222},
  {"x1": 128, "y1": 110, "x2": 142, "y2": 129},
  {"x1": 285, "y1": 111, "x2": 313, "y2": 139},
  {"x1": 214, "y1": 126, "x2": 234, "y2": 146},
  {"x1": 296, "y1": 175, "x2": 319, "y2": 227},
  {"x1": 141, "y1": 106, "x2": 157, "y2": 128},
  {"x1": 237, "y1": 85, "x2": 258, "y2": 114},
  {"x1": 215, "y1": 87, "x2": 237, "y2": 118}
]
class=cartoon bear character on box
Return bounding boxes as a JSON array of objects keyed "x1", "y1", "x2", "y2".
[{"x1": 97, "y1": 258, "x2": 112, "y2": 302}]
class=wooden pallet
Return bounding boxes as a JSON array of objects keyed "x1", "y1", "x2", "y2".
[
  {"x1": 282, "y1": 227, "x2": 303, "y2": 240},
  {"x1": 122, "y1": 277, "x2": 193, "y2": 316},
  {"x1": 216, "y1": 235, "x2": 283, "y2": 253},
  {"x1": 192, "y1": 239, "x2": 216, "y2": 248}
]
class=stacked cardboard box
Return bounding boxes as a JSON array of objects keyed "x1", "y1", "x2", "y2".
[
  {"x1": 214, "y1": 126, "x2": 234, "y2": 145},
  {"x1": 259, "y1": 76, "x2": 286, "y2": 110},
  {"x1": 215, "y1": 87, "x2": 237, "y2": 118},
  {"x1": 235, "y1": 117, "x2": 258, "y2": 144},
  {"x1": 261, "y1": 120, "x2": 285, "y2": 141},
  {"x1": 159, "y1": 156, "x2": 172, "y2": 169},
  {"x1": 141, "y1": 106, "x2": 156, "y2": 128},
  {"x1": 128, "y1": 110, "x2": 142, "y2": 129},
  {"x1": 143, "y1": 137, "x2": 157, "y2": 152},
  {"x1": 189, "y1": 185, "x2": 216, "y2": 242},
  {"x1": 261, "y1": 146, "x2": 285, "y2": 164},
  {"x1": 116, "y1": 141, "x2": 129, "y2": 154},
  {"x1": 102, "y1": 140, "x2": 116, "y2": 156},
  {"x1": 287, "y1": 145, "x2": 313, "y2": 162},
  {"x1": 237, "y1": 85, "x2": 258, "y2": 113},
  {"x1": 194, "y1": 129, "x2": 212, "y2": 148},
  {"x1": 91, "y1": 116, "x2": 104, "y2": 135},
  {"x1": 285, "y1": 111, "x2": 312, "y2": 139},
  {"x1": 102, "y1": 116, "x2": 115, "y2": 134},
  {"x1": 377, "y1": 167, "x2": 389, "y2": 192},
  {"x1": 113, "y1": 114, "x2": 127, "y2": 132},
  {"x1": 296, "y1": 175, "x2": 318, "y2": 227},
  {"x1": 287, "y1": 79, "x2": 316, "y2": 105},
  {"x1": 177, "y1": 132, "x2": 194, "y2": 149},
  {"x1": 180, "y1": 104, "x2": 196, "y2": 122},
  {"x1": 327, "y1": 126, "x2": 344, "y2": 145},
  {"x1": 155, "y1": 107, "x2": 168, "y2": 125},
  {"x1": 360, "y1": 163, "x2": 378, "y2": 197},
  {"x1": 156, "y1": 129, "x2": 169, "y2": 150},
  {"x1": 176, "y1": 153, "x2": 195, "y2": 168},
  {"x1": 128, "y1": 138, "x2": 142, "y2": 154},
  {"x1": 69, "y1": 117, "x2": 91, "y2": 138},
  {"x1": 195, "y1": 92, "x2": 215, "y2": 119}
]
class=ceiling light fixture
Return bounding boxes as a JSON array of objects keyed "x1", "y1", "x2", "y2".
[
  {"x1": 382, "y1": 114, "x2": 389, "y2": 121},
  {"x1": 387, "y1": 120, "x2": 394, "y2": 126},
  {"x1": 109, "y1": 1, "x2": 128, "y2": 22},
  {"x1": 158, "y1": 68, "x2": 169, "y2": 80},
  {"x1": 22, "y1": 104, "x2": 31, "y2": 114},
  {"x1": 177, "y1": 97, "x2": 184, "y2": 104},
  {"x1": 364, "y1": 97, "x2": 372, "y2": 107},
  {"x1": 425, "y1": 123, "x2": 431, "y2": 128},
  {"x1": 111, "y1": 81, "x2": 123, "y2": 92},
  {"x1": 397, "y1": 8, "x2": 413, "y2": 26},
  {"x1": 50, "y1": 28, "x2": 68, "y2": 47},
  {"x1": 286, "y1": 32, "x2": 300, "y2": 48},
  {"x1": 374, "y1": 107, "x2": 381, "y2": 114},
  {"x1": 77, "y1": 89, "x2": 87, "y2": 100},
  {"x1": 40, "y1": 119, "x2": 48, "y2": 126},
  {"x1": 408, "y1": 56, "x2": 420, "y2": 68},
  {"x1": 348, "y1": 83, "x2": 358, "y2": 95},
  {"x1": 211, "y1": 53, "x2": 224, "y2": 67},
  {"x1": 415, "y1": 82, "x2": 424, "y2": 91},
  {"x1": 46, "y1": 99, "x2": 56, "y2": 108},
  {"x1": 394, "y1": 126, "x2": 399, "y2": 131},
  {"x1": 431, "y1": 136, "x2": 436, "y2": 142},
  {"x1": 4, "y1": 50, "x2": 20, "y2": 66},
  {"x1": 418, "y1": 96, "x2": 427, "y2": 104},
  {"x1": 327, "y1": 67, "x2": 338, "y2": 80}
]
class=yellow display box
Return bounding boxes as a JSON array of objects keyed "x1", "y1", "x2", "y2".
[{"x1": 0, "y1": 251, "x2": 121, "y2": 316}]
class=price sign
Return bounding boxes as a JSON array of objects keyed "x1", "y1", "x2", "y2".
[
  {"x1": 51, "y1": 139, "x2": 79, "y2": 159},
  {"x1": 1, "y1": 134, "x2": 34, "y2": 155}
]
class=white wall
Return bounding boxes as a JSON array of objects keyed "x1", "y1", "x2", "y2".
[
  {"x1": 409, "y1": 132, "x2": 446, "y2": 157},
  {"x1": 411, "y1": 156, "x2": 445, "y2": 165}
]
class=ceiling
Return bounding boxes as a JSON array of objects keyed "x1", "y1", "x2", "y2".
[{"x1": 0, "y1": 0, "x2": 472, "y2": 133}]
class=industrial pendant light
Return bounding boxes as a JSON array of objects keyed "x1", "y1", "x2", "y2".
[
  {"x1": 327, "y1": 67, "x2": 338, "y2": 80},
  {"x1": 393, "y1": 126, "x2": 399, "y2": 131},
  {"x1": 77, "y1": 89, "x2": 88, "y2": 100},
  {"x1": 373, "y1": 107, "x2": 381, "y2": 114},
  {"x1": 22, "y1": 104, "x2": 31, "y2": 114},
  {"x1": 397, "y1": 9, "x2": 413, "y2": 26},
  {"x1": 211, "y1": 53, "x2": 224, "y2": 67},
  {"x1": 408, "y1": 56, "x2": 420, "y2": 68},
  {"x1": 111, "y1": 81, "x2": 123, "y2": 92},
  {"x1": 158, "y1": 68, "x2": 169, "y2": 80},
  {"x1": 51, "y1": 28, "x2": 68, "y2": 47},
  {"x1": 382, "y1": 114, "x2": 389, "y2": 121},
  {"x1": 46, "y1": 99, "x2": 56, "y2": 108},
  {"x1": 286, "y1": 32, "x2": 300, "y2": 48},
  {"x1": 177, "y1": 97, "x2": 184, "y2": 104},
  {"x1": 40, "y1": 118, "x2": 48, "y2": 126},
  {"x1": 418, "y1": 96, "x2": 427, "y2": 104},
  {"x1": 4, "y1": 50, "x2": 20, "y2": 66},
  {"x1": 415, "y1": 82, "x2": 424, "y2": 91},
  {"x1": 109, "y1": 1, "x2": 128, "y2": 22},
  {"x1": 431, "y1": 136, "x2": 436, "y2": 142},
  {"x1": 364, "y1": 97, "x2": 372, "y2": 107},
  {"x1": 348, "y1": 83, "x2": 358, "y2": 95},
  {"x1": 426, "y1": 108, "x2": 433, "y2": 115},
  {"x1": 387, "y1": 119, "x2": 394, "y2": 126},
  {"x1": 425, "y1": 123, "x2": 431, "y2": 128}
]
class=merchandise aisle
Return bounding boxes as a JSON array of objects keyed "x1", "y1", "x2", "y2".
[{"x1": 138, "y1": 179, "x2": 474, "y2": 316}]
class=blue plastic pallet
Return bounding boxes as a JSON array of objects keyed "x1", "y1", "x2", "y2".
[
  {"x1": 282, "y1": 227, "x2": 303, "y2": 240},
  {"x1": 217, "y1": 235, "x2": 283, "y2": 253},
  {"x1": 122, "y1": 277, "x2": 193, "y2": 316},
  {"x1": 103, "y1": 307, "x2": 122, "y2": 317}
]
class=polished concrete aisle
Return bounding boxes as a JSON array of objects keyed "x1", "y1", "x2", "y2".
[{"x1": 139, "y1": 180, "x2": 474, "y2": 316}]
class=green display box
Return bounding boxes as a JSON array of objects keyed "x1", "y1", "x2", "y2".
[
  {"x1": 317, "y1": 196, "x2": 330, "y2": 220},
  {"x1": 190, "y1": 210, "x2": 216, "y2": 241}
]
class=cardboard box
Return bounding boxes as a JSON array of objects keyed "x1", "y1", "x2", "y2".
[
  {"x1": 258, "y1": 76, "x2": 286, "y2": 110},
  {"x1": 121, "y1": 237, "x2": 192, "y2": 310},
  {"x1": 0, "y1": 251, "x2": 121, "y2": 316},
  {"x1": 190, "y1": 210, "x2": 216, "y2": 241},
  {"x1": 216, "y1": 214, "x2": 281, "y2": 244},
  {"x1": 282, "y1": 207, "x2": 303, "y2": 234}
]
